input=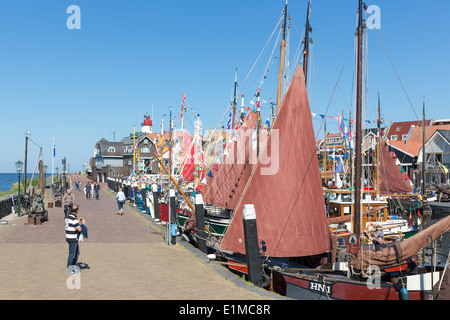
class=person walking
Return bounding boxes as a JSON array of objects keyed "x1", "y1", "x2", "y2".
[
  {"x1": 90, "y1": 181, "x2": 95, "y2": 199},
  {"x1": 94, "y1": 182, "x2": 100, "y2": 200},
  {"x1": 85, "y1": 182, "x2": 91, "y2": 200},
  {"x1": 116, "y1": 188, "x2": 126, "y2": 215},
  {"x1": 63, "y1": 189, "x2": 74, "y2": 218},
  {"x1": 65, "y1": 204, "x2": 82, "y2": 273}
]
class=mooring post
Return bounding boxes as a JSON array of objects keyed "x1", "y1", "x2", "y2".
[
  {"x1": 126, "y1": 181, "x2": 132, "y2": 202},
  {"x1": 195, "y1": 194, "x2": 207, "y2": 254},
  {"x1": 141, "y1": 184, "x2": 147, "y2": 213},
  {"x1": 133, "y1": 183, "x2": 138, "y2": 207},
  {"x1": 152, "y1": 183, "x2": 160, "y2": 221},
  {"x1": 243, "y1": 204, "x2": 263, "y2": 287},
  {"x1": 169, "y1": 189, "x2": 177, "y2": 245}
]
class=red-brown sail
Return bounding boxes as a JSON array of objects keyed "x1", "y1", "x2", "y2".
[
  {"x1": 202, "y1": 113, "x2": 258, "y2": 209},
  {"x1": 220, "y1": 66, "x2": 331, "y2": 257},
  {"x1": 379, "y1": 139, "x2": 414, "y2": 195}
]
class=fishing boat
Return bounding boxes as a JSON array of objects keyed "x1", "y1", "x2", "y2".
[
  {"x1": 427, "y1": 185, "x2": 450, "y2": 213},
  {"x1": 326, "y1": 135, "x2": 421, "y2": 239},
  {"x1": 216, "y1": 1, "x2": 332, "y2": 277},
  {"x1": 209, "y1": 0, "x2": 450, "y2": 300}
]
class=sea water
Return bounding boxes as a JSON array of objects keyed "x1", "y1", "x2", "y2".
[{"x1": 0, "y1": 173, "x2": 52, "y2": 193}]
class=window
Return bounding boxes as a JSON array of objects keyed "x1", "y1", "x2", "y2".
[
  {"x1": 391, "y1": 135, "x2": 398, "y2": 141},
  {"x1": 108, "y1": 147, "x2": 116, "y2": 153},
  {"x1": 402, "y1": 134, "x2": 408, "y2": 141},
  {"x1": 396, "y1": 126, "x2": 401, "y2": 132}
]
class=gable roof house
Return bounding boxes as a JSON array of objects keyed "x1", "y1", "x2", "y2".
[
  {"x1": 417, "y1": 129, "x2": 450, "y2": 185},
  {"x1": 91, "y1": 139, "x2": 131, "y2": 182},
  {"x1": 386, "y1": 121, "x2": 450, "y2": 188}
]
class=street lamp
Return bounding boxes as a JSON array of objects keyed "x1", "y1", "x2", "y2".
[
  {"x1": 43, "y1": 165, "x2": 48, "y2": 188},
  {"x1": 15, "y1": 160, "x2": 24, "y2": 216}
]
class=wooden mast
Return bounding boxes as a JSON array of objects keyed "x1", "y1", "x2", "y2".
[
  {"x1": 302, "y1": 0, "x2": 312, "y2": 84},
  {"x1": 194, "y1": 114, "x2": 200, "y2": 189},
  {"x1": 169, "y1": 107, "x2": 173, "y2": 179},
  {"x1": 276, "y1": 1, "x2": 288, "y2": 115},
  {"x1": 324, "y1": 120, "x2": 327, "y2": 184},
  {"x1": 376, "y1": 93, "x2": 381, "y2": 199},
  {"x1": 422, "y1": 96, "x2": 426, "y2": 198},
  {"x1": 256, "y1": 88, "x2": 261, "y2": 158},
  {"x1": 353, "y1": 0, "x2": 365, "y2": 236},
  {"x1": 232, "y1": 67, "x2": 238, "y2": 130}
]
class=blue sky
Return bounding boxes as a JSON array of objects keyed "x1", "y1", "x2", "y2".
[{"x1": 0, "y1": 0, "x2": 448, "y2": 173}]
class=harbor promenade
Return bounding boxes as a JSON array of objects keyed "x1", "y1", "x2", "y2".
[{"x1": 0, "y1": 175, "x2": 284, "y2": 300}]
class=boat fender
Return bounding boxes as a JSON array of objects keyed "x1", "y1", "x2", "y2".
[
  {"x1": 400, "y1": 286, "x2": 409, "y2": 300},
  {"x1": 261, "y1": 273, "x2": 270, "y2": 288}
]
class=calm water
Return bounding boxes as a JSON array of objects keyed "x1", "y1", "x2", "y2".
[{"x1": 0, "y1": 173, "x2": 52, "y2": 192}]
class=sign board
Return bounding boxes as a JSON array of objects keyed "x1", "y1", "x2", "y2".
[{"x1": 346, "y1": 233, "x2": 360, "y2": 255}]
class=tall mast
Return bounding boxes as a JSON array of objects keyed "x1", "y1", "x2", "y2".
[
  {"x1": 276, "y1": 1, "x2": 288, "y2": 115},
  {"x1": 302, "y1": 0, "x2": 312, "y2": 84},
  {"x1": 376, "y1": 93, "x2": 381, "y2": 199},
  {"x1": 232, "y1": 67, "x2": 238, "y2": 130},
  {"x1": 256, "y1": 88, "x2": 261, "y2": 158},
  {"x1": 422, "y1": 96, "x2": 426, "y2": 198},
  {"x1": 240, "y1": 93, "x2": 245, "y2": 124},
  {"x1": 195, "y1": 113, "x2": 200, "y2": 189},
  {"x1": 169, "y1": 107, "x2": 173, "y2": 178},
  {"x1": 353, "y1": 0, "x2": 365, "y2": 236},
  {"x1": 324, "y1": 121, "x2": 327, "y2": 185}
]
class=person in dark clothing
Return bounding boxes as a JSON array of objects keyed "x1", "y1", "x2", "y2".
[
  {"x1": 85, "y1": 183, "x2": 91, "y2": 200},
  {"x1": 94, "y1": 182, "x2": 100, "y2": 200},
  {"x1": 365, "y1": 229, "x2": 387, "y2": 251}
]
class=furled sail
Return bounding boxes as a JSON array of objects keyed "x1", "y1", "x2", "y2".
[
  {"x1": 220, "y1": 66, "x2": 332, "y2": 258},
  {"x1": 351, "y1": 215, "x2": 450, "y2": 270}
]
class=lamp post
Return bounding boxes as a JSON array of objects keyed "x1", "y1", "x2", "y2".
[
  {"x1": 15, "y1": 160, "x2": 24, "y2": 216},
  {"x1": 43, "y1": 165, "x2": 48, "y2": 188},
  {"x1": 56, "y1": 167, "x2": 59, "y2": 185}
]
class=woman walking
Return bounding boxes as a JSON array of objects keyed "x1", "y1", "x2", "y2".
[{"x1": 116, "y1": 188, "x2": 126, "y2": 215}]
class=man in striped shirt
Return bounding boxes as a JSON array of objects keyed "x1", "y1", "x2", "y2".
[{"x1": 65, "y1": 204, "x2": 82, "y2": 272}]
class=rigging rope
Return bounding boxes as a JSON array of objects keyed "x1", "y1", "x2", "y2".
[{"x1": 374, "y1": 28, "x2": 420, "y2": 122}]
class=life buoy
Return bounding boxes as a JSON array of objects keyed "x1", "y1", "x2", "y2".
[{"x1": 366, "y1": 223, "x2": 376, "y2": 232}]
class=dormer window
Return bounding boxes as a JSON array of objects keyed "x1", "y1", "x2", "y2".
[{"x1": 108, "y1": 147, "x2": 116, "y2": 153}]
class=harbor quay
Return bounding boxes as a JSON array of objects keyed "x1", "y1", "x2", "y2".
[{"x1": 0, "y1": 174, "x2": 284, "y2": 301}]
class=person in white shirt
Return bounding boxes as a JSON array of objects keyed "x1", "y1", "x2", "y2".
[{"x1": 116, "y1": 188, "x2": 127, "y2": 215}]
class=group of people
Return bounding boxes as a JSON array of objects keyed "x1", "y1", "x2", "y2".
[{"x1": 84, "y1": 181, "x2": 101, "y2": 200}]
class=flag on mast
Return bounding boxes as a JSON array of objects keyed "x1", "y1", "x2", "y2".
[
  {"x1": 52, "y1": 136, "x2": 55, "y2": 182},
  {"x1": 338, "y1": 113, "x2": 350, "y2": 140}
]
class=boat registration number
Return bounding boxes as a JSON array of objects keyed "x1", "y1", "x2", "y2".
[{"x1": 308, "y1": 280, "x2": 333, "y2": 295}]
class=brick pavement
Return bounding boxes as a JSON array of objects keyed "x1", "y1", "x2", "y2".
[{"x1": 0, "y1": 175, "x2": 285, "y2": 300}]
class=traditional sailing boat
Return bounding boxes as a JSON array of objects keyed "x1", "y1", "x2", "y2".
[
  {"x1": 274, "y1": 1, "x2": 450, "y2": 300},
  {"x1": 214, "y1": 0, "x2": 332, "y2": 279},
  {"x1": 212, "y1": 0, "x2": 450, "y2": 300}
]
